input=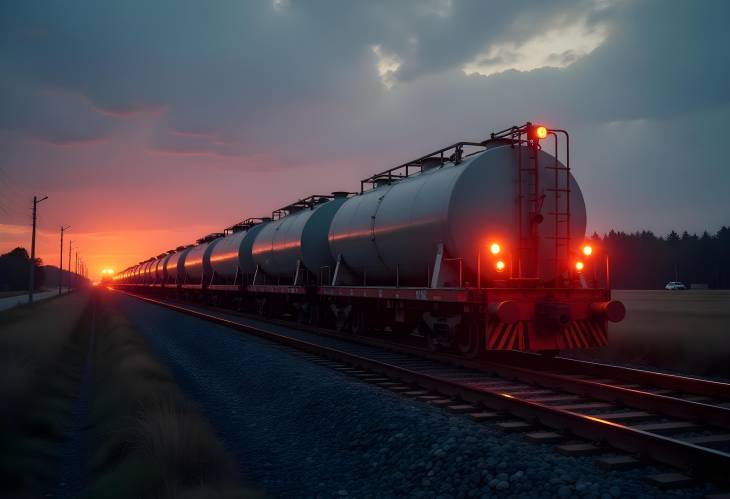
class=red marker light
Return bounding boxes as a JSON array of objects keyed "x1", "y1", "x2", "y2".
[
  {"x1": 496, "y1": 260, "x2": 506, "y2": 272},
  {"x1": 575, "y1": 261, "x2": 585, "y2": 272},
  {"x1": 490, "y1": 242, "x2": 501, "y2": 255},
  {"x1": 535, "y1": 125, "x2": 548, "y2": 139},
  {"x1": 582, "y1": 245, "x2": 593, "y2": 257}
]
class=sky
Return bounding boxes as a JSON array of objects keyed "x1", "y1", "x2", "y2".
[{"x1": 1, "y1": 0, "x2": 729, "y2": 280}]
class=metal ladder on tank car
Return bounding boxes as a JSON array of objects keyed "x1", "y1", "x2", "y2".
[
  {"x1": 513, "y1": 127, "x2": 544, "y2": 279},
  {"x1": 489, "y1": 123, "x2": 572, "y2": 283},
  {"x1": 544, "y1": 135, "x2": 572, "y2": 283}
]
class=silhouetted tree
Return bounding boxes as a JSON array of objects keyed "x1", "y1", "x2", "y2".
[{"x1": 0, "y1": 247, "x2": 45, "y2": 291}]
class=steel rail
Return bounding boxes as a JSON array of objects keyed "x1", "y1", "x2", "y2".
[
  {"x1": 482, "y1": 350, "x2": 730, "y2": 399},
  {"x1": 115, "y1": 288, "x2": 730, "y2": 428},
  {"x1": 115, "y1": 287, "x2": 730, "y2": 428},
  {"x1": 115, "y1": 290, "x2": 730, "y2": 485},
  {"x1": 204, "y1": 302, "x2": 730, "y2": 428}
]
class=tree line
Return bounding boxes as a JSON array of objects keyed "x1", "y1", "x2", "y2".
[
  {"x1": 0, "y1": 247, "x2": 45, "y2": 291},
  {"x1": 590, "y1": 226, "x2": 730, "y2": 289}
]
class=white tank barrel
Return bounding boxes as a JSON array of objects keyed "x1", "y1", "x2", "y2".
[
  {"x1": 209, "y1": 221, "x2": 270, "y2": 281},
  {"x1": 209, "y1": 231, "x2": 247, "y2": 281},
  {"x1": 251, "y1": 195, "x2": 347, "y2": 278},
  {"x1": 145, "y1": 260, "x2": 158, "y2": 284},
  {"x1": 328, "y1": 145, "x2": 586, "y2": 285},
  {"x1": 155, "y1": 254, "x2": 173, "y2": 283},
  {"x1": 165, "y1": 247, "x2": 193, "y2": 285},
  {"x1": 184, "y1": 236, "x2": 223, "y2": 285},
  {"x1": 133, "y1": 263, "x2": 145, "y2": 284}
]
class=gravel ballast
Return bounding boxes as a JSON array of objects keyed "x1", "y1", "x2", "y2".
[{"x1": 110, "y1": 293, "x2": 717, "y2": 498}]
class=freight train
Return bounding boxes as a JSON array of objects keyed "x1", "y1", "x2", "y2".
[{"x1": 112, "y1": 123, "x2": 625, "y2": 357}]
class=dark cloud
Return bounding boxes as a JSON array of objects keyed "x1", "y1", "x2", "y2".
[
  {"x1": 0, "y1": 0, "x2": 728, "y2": 233},
  {"x1": 0, "y1": 73, "x2": 115, "y2": 144}
]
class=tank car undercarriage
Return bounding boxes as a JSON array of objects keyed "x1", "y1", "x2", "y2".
[{"x1": 116, "y1": 281, "x2": 622, "y2": 358}]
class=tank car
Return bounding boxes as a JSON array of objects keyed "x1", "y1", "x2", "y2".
[
  {"x1": 182, "y1": 233, "x2": 224, "y2": 288},
  {"x1": 209, "y1": 218, "x2": 270, "y2": 285},
  {"x1": 251, "y1": 193, "x2": 348, "y2": 284},
  {"x1": 165, "y1": 245, "x2": 194, "y2": 286},
  {"x1": 112, "y1": 123, "x2": 625, "y2": 356}
]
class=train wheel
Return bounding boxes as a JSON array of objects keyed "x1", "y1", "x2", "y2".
[{"x1": 456, "y1": 320, "x2": 481, "y2": 359}]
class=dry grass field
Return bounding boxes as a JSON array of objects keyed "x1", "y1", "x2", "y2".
[
  {"x1": 577, "y1": 290, "x2": 730, "y2": 377},
  {"x1": 0, "y1": 291, "x2": 256, "y2": 498}
]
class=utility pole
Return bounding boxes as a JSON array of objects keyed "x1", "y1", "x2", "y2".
[
  {"x1": 68, "y1": 240, "x2": 73, "y2": 294},
  {"x1": 59, "y1": 225, "x2": 70, "y2": 295},
  {"x1": 75, "y1": 252, "x2": 78, "y2": 280},
  {"x1": 28, "y1": 195, "x2": 48, "y2": 305}
]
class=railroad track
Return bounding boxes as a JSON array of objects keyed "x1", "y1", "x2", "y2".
[{"x1": 115, "y1": 289, "x2": 730, "y2": 488}]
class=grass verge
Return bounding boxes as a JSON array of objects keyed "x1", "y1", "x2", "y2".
[
  {"x1": 86, "y1": 294, "x2": 257, "y2": 498},
  {"x1": 1, "y1": 291, "x2": 257, "y2": 498},
  {"x1": 0, "y1": 291, "x2": 91, "y2": 496}
]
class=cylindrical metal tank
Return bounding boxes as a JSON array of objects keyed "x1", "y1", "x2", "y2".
[
  {"x1": 328, "y1": 145, "x2": 586, "y2": 284},
  {"x1": 132, "y1": 264, "x2": 143, "y2": 284},
  {"x1": 154, "y1": 255, "x2": 171, "y2": 284},
  {"x1": 143, "y1": 260, "x2": 156, "y2": 284},
  {"x1": 251, "y1": 196, "x2": 347, "y2": 278},
  {"x1": 165, "y1": 247, "x2": 193, "y2": 285},
  {"x1": 184, "y1": 237, "x2": 223, "y2": 285},
  {"x1": 209, "y1": 222, "x2": 270, "y2": 281}
]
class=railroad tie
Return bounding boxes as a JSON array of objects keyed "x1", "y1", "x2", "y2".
[
  {"x1": 525, "y1": 431, "x2": 565, "y2": 443},
  {"x1": 645, "y1": 472, "x2": 694, "y2": 489},
  {"x1": 495, "y1": 420, "x2": 535, "y2": 432},
  {"x1": 427, "y1": 398, "x2": 456, "y2": 408},
  {"x1": 683, "y1": 433, "x2": 730, "y2": 445},
  {"x1": 594, "y1": 455, "x2": 641, "y2": 471},
  {"x1": 402, "y1": 390, "x2": 430, "y2": 397},
  {"x1": 556, "y1": 443, "x2": 603, "y2": 456},
  {"x1": 631, "y1": 421, "x2": 699, "y2": 434},
  {"x1": 468, "y1": 412, "x2": 503, "y2": 423},
  {"x1": 446, "y1": 404, "x2": 476, "y2": 414},
  {"x1": 386, "y1": 385, "x2": 412, "y2": 392},
  {"x1": 417, "y1": 395, "x2": 443, "y2": 401}
]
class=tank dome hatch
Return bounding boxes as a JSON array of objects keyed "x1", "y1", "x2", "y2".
[
  {"x1": 224, "y1": 217, "x2": 270, "y2": 235},
  {"x1": 196, "y1": 232, "x2": 224, "y2": 245},
  {"x1": 271, "y1": 194, "x2": 338, "y2": 220},
  {"x1": 482, "y1": 137, "x2": 514, "y2": 150}
]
